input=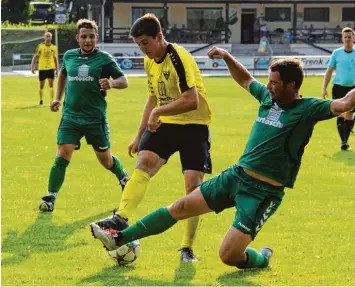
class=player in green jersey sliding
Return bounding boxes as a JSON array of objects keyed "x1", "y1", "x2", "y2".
[
  {"x1": 39, "y1": 19, "x2": 129, "y2": 212},
  {"x1": 90, "y1": 47, "x2": 355, "y2": 269}
]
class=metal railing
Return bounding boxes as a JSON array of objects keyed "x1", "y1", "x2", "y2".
[
  {"x1": 265, "y1": 28, "x2": 343, "y2": 44},
  {"x1": 103, "y1": 27, "x2": 229, "y2": 44}
]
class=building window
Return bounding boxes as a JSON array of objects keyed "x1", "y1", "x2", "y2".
[
  {"x1": 132, "y1": 7, "x2": 165, "y2": 24},
  {"x1": 304, "y1": 8, "x2": 329, "y2": 22},
  {"x1": 265, "y1": 8, "x2": 291, "y2": 22},
  {"x1": 187, "y1": 8, "x2": 223, "y2": 29},
  {"x1": 342, "y1": 7, "x2": 355, "y2": 22}
]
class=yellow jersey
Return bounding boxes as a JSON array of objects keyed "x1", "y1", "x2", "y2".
[
  {"x1": 35, "y1": 43, "x2": 57, "y2": 70},
  {"x1": 144, "y1": 43, "x2": 211, "y2": 125}
]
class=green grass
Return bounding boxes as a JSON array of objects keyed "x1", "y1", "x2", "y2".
[{"x1": 1, "y1": 76, "x2": 354, "y2": 286}]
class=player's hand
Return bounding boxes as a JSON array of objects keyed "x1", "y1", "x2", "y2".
[
  {"x1": 50, "y1": 99, "x2": 61, "y2": 112},
  {"x1": 207, "y1": 46, "x2": 228, "y2": 59},
  {"x1": 31, "y1": 68, "x2": 35, "y2": 74},
  {"x1": 55, "y1": 70, "x2": 59, "y2": 78},
  {"x1": 322, "y1": 89, "x2": 328, "y2": 99},
  {"x1": 148, "y1": 108, "x2": 161, "y2": 133},
  {"x1": 99, "y1": 78, "x2": 112, "y2": 90},
  {"x1": 128, "y1": 137, "x2": 140, "y2": 158}
]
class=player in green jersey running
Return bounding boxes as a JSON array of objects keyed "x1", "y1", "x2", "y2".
[
  {"x1": 90, "y1": 47, "x2": 355, "y2": 269},
  {"x1": 39, "y1": 19, "x2": 129, "y2": 212}
]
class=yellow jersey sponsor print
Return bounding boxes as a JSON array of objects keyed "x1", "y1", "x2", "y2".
[
  {"x1": 35, "y1": 43, "x2": 57, "y2": 70},
  {"x1": 144, "y1": 43, "x2": 211, "y2": 125}
]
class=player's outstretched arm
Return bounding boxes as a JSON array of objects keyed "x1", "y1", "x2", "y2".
[
  {"x1": 207, "y1": 46, "x2": 254, "y2": 90},
  {"x1": 330, "y1": 88, "x2": 355, "y2": 116}
]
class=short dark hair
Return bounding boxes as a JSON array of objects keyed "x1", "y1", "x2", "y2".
[
  {"x1": 269, "y1": 58, "x2": 304, "y2": 91},
  {"x1": 342, "y1": 27, "x2": 354, "y2": 35},
  {"x1": 77, "y1": 18, "x2": 98, "y2": 33},
  {"x1": 130, "y1": 13, "x2": 162, "y2": 38}
]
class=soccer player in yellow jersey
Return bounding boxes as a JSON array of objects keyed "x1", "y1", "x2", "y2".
[
  {"x1": 31, "y1": 31, "x2": 59, "y2": 105},
  {"x1": 92, "y1": 13, "x2": 212, "y2": 262}
]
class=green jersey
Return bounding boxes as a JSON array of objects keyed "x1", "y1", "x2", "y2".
[
  {"x1": 238, "y1": 80, "x2": 335, "y2": 188},
  {"x1": 61, "y1": 48, "x2": 124, "y2": 118}
]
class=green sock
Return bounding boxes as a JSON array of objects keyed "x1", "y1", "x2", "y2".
[
  {"x1": 119, "y1": 207, "x2": 177, "y2": 245},
  {"x1": 47, "y1": 156, "x2": 69, "y2": 202},
  {"x1": 243, "y1": 247, "x2": 268, "y2": 269},
  {"x1": 108, "y1": 155, "x2": 127, "y2": 180}
]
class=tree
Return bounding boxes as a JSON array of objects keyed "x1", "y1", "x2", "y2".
[{"x1": 1, "y1": 0, "x2": 31, "y2": 24}]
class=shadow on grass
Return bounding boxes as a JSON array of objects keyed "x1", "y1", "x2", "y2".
[
  {"x1": 324, "y1": 150, "x2": 355, "y2": 166},
  {"x1": 79, "y1": 258, "x2": 198, "y2": 286},
  {"x1": 15, "y1": 105, "x2": 47, "y2": 110},
  {"x1": 1, "y1": 211, "x2": 109, "y2": 266},
  {"x1": 216, "y1": 268, "x2": 266, "y2": 286},
  {"x1": 80, "y1": 265, "x2": 177, "y2": 286}
]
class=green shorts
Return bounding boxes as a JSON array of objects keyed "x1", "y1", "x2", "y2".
[
  {"x1": 200, "y1": 165, "x2": 284, "y2": 239},
  {"x1": 57, "y1": 115, "x2": 110, "y2": 151}
]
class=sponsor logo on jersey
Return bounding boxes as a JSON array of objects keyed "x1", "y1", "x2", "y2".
[
  {"x1": 68, "y1": 64, "x2": 94, "y2": 82},
  {"x1": 256, "y1": 103, "x2": 284, "y2": 128},
  {"x1": 78, "y1": 64, "x2": 89, "y2": 76}
]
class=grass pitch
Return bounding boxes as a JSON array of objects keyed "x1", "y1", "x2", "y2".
[{"x1": 1, "y1": 76, "x2": 354, "y2": 286}]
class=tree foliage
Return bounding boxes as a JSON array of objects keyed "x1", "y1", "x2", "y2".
[{"x1": 1, "y1": 0, "x2": 31, "y2": 24}]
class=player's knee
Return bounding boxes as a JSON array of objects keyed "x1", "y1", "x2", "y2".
[
  {"x1": 136, "y1": 152, "x2": 161, "y2": 174},
  {"x1": 219, "y1": 246, "x2": 245, "y2": 267},
  {"x1": 169, "y1": 198, "x2": 189, "y2": 220},
  {"x1": 57, "y1": 146, "x2": 74, "y2": 160}
]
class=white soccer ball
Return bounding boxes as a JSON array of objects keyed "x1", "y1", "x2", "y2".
[{"x1": 107, "y1": 240, "x2": 141, "y2": 265}]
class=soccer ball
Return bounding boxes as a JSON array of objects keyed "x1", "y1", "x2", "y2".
[{"x1": 107, "y1": 240, "x2": 141, "y2": 265}]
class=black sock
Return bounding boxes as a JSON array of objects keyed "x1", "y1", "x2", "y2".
[
  {"x1": 344, "y1": 120, "x2": 354, "y2": 142},
  {"x1": 337, "y1": 117, "x2": 346, "y2": 143}
]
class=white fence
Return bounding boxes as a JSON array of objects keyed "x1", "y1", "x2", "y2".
[
  {"x1": 10, "y1": 53, "x2": 331, "y2": 76},
  {"x1": 114, "y1": 55, "x2": 331, "y2": 72}
]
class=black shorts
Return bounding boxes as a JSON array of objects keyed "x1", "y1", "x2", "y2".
[
  {"x1": 138, "y1": 123, "x2": 212, "y2": 174},
  {"x1": 333, "y1": 84, "x2": 355, "y2": 112},
  {"x1": 39, "y1": 69, "x2": 55, "y2": 81}
]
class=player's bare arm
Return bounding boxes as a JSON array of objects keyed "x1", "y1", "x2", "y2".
[
  {"x1": 147, "y1": 87, "x2": 198, "y2": 132},
  {"x1": 51, "y1": 71, "x2": 67, "y2": 112},
  {"x1": 99, "y1": 76, "x2": 128, "y2": 90},
  {"x1": 207, "y1": 47, "x2": 254, "y2": 90},
  {"x1": 128, "y1": 95, "x2": 157, "y2": 157},
  {"x1": 322, "y1": 66, "x2": 334, "y2": 99},
  {"x1": 330, "y1": 88, "x2": 355, "y2": 116},
  {"x1": 153, "y1": 87, "x2": 198, "y2": 117},
  {"x1": 31, "y1": 55, "x2": 38, "y2": 74},
  {"x1": 54, "y1": 55, "x2": 59, "y2": 75}
]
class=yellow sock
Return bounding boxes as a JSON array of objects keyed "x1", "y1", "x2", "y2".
[
  {"x1": 181, "y1": 216, "x2": 200, "y2": 249},
  {"x1": 118, "y1": 169, "x2": 150, "y2": 219},
  {"x1": 49, "y1": 87, "x2": 54, "y2": 102},
  {"x1": 39, "y1": 89, "x2": 43, "y2": 100}
]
